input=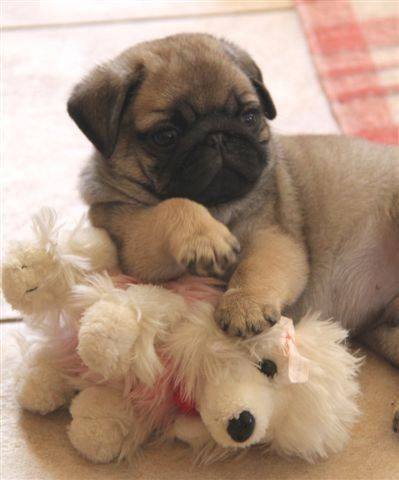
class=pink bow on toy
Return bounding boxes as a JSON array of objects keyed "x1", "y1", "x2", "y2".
[{"x1": 279, "y1": 317, "x2": 310, "y2": 383}]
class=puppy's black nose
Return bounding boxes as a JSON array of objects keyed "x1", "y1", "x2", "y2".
[{"x1": 227, "y1": 410, "x2": 255, "y2": 443}]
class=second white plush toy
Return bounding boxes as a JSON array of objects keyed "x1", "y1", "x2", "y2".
[{"x1": 1, "y1": 209, "x2": 362, "y2": 465}]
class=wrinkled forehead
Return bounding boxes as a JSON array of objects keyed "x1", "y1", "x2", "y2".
[{"x1": 131, "y1": 56, "x2": 257, "y2": 131}]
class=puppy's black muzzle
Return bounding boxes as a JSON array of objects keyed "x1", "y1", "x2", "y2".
[
  {"x1": 160, "y1": 114, "x2": 268, "y2": 206},
  {"x1": 173, "y1": 114, "x2": 266, "y2": 170}
]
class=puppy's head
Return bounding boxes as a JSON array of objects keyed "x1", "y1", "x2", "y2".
[{"x1": 68, "y1": 34, "x2": 276, "y2": 206}]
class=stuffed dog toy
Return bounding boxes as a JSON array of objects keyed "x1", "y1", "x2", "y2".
[{"x1": 2, "y1": 210, "x2": 361, "y2": 464}]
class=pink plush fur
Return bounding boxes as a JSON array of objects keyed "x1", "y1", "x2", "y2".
[{"x1": 113, "y1": 273, "x2": 225, "y2": 306}]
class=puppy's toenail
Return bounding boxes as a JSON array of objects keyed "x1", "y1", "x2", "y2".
[
  {"x1": 393, "y1": 412, "x2": 399, "y2": 433},
  {"x1": 187, "y1": 260, "x2": 196, "y2": 273},
  {"x1": 264, "y1": 315, "x2": 277, "y2": 326},
  {"x1": 250, "y1": 324, "x2": 262, "y2": 335},
  {"x1": 220, "y1": 255, "x2": 229, "y2": 269},
  {"x1": 220, "y1": 322, "x2": 229, "y2": 332},
  {"x1": 204, "y1": 259, "x2": 214, "y2": 271}
]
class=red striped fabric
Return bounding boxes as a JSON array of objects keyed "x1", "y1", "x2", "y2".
[{"x1": 296, "y1": 0, "x2": 399, "y2": 145}]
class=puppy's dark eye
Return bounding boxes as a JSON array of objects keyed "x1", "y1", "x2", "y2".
[
  {"x1": 240, "y1": 109, "x2": 260, "y2": 127},
  {"x1": 151, "y1": 128, "x2": 179, "y2": 147},
  {"x1": 258, "y1": 359, "x2": 277, "y2": 378}
]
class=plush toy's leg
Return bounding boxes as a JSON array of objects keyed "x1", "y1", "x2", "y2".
[
  {"x1": 78, "y1": 300, "x2": 141, "y2": 379},
  {"x1": 68, "y1": 385, "x2": 137, "y2": 463},
  {"x1": 77, "y1": 285, "x2": 187, "y2": 382},
  {"x1": 168, "y1": 414, "x2": 211, "y2": 449},
  {"x1": 15, "y1": 359, "x2": 74, "y2": 415}
]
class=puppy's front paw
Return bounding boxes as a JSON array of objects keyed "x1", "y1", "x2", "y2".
[
  {"x1": 172, "y1": 220, "x2": 240, "y2": 278},
  {"x1": 215, "y1": 289, "x2": 280, "y2": 337}
]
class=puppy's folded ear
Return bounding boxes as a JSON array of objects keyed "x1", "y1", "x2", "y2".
[
  {"x1": 219, "y1": 39, "x2": 276, "y2": 120},
  {"x1": 67, "y1": 61, "x2": 144, "y2": 158},
  {"x1": 250, "y1": 77, "x2": 277, "y2": 121}
]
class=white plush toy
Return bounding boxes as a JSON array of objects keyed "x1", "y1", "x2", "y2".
[
  {"x1": 1, "y1": 209, "x2": 361, "y2": 465},
  {"x1": 1, "y1": 209, "x2": 118, "y2": 415}
]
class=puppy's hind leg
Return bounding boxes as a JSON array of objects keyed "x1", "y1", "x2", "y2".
[
  {"x1": 389, "y1": 192, "x2": 399, "y2": 226},
  {"x1": 359, "y1": 296, "x2": 399, "y2": 367},
  {"x1": 359, "y1": 296, "x2": 399, "y2": 434}
]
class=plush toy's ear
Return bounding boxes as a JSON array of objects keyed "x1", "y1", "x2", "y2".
[
  {"x1": 67, "y1": 61, "x2": 144, "y2": 158},
  {"x1": 219, "y1": 39, "x2": 276, "y2": 120}
]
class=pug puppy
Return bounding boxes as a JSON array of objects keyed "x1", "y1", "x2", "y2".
[{"x1": 68, "y1": 34, "x2": 399, "y2": 380}]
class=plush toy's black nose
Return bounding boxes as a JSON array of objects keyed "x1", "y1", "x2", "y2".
[{"x1": 227, "y1": 410, "x2": 255, "y2": 443}]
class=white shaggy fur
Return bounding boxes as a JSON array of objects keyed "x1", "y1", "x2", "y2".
[
  {"x1": 1, "y1": 208, "x2": 118, "y2": 328},
  {"x1": 14, "y1": 338, "x2": 76, "y2": 415},
  {"x1": 166, "y1": 307, "x2": 361, "y2": 462},
  {"x1": 1, "y1": 210, "x2": 362, "y2": 465},
  {"x1": 74, "y1": 274, "x2": 187, "y2": 385},
  {"x1": 68, "y1": 386, "x2": 137, "y2": 463}
]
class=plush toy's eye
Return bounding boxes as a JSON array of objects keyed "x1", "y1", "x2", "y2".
[
  {"x1": 258, "y1": 359, "x2": 277, "y2": 378},
  {"x1": 25, "y1": 287, "x2": 38, "y2": 293}
]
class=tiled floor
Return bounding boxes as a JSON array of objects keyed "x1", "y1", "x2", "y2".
[{"x1": 3, "y1": 0, "x2": 293, "y2": 27}]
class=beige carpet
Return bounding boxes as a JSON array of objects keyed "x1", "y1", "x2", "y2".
[{"x1": 2, "y1": 322, "x2": 398, "y2": 480}]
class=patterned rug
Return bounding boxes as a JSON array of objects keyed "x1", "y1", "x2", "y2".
[{"x1": 296, "y1": 0, "x2": 399, "y2": 144}]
